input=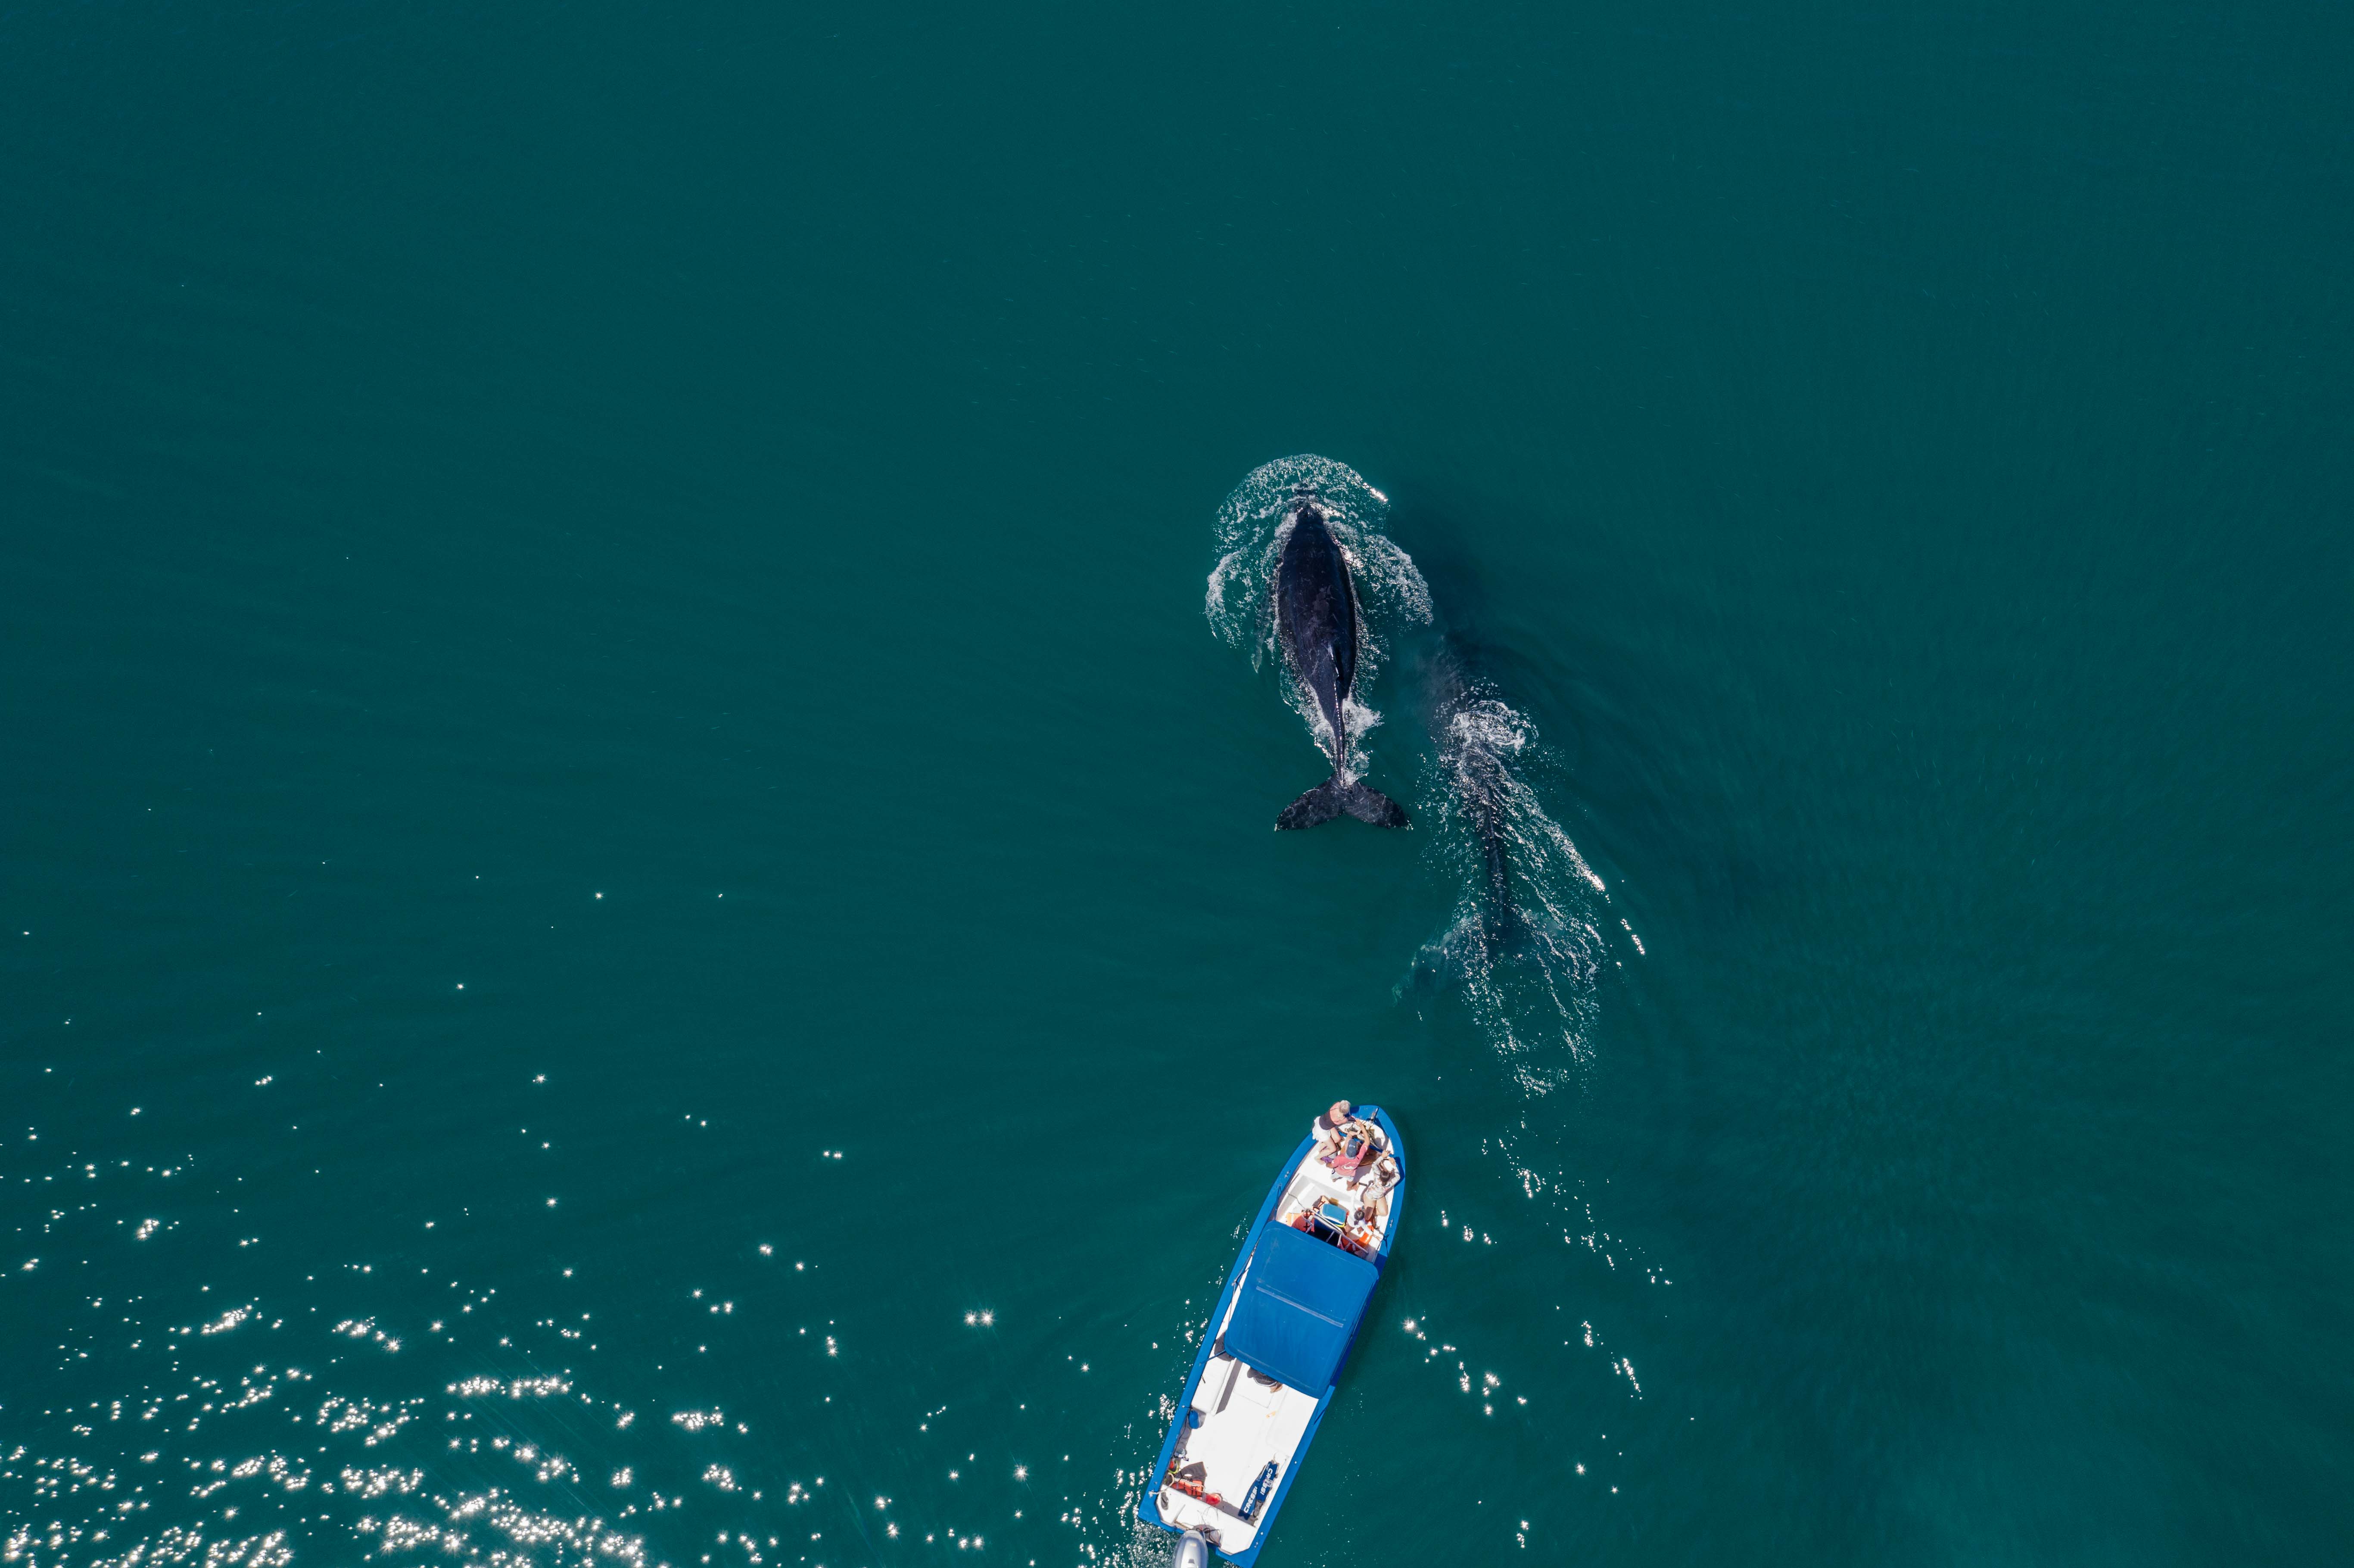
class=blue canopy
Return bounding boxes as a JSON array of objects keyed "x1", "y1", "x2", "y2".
[{"x1": 1220, "y1": 1223, "x2": 1379, "y2": 1394}]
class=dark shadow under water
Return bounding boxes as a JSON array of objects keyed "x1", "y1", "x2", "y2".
[{"x1": 1393, "y1": 635, "x2": 1614, "y2": 1094}]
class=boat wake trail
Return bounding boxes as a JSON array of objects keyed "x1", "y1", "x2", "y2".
[
  {"x1": 1398, "y1": 642, "x2": 1613, "y2": 1093},
  {"x1": 1206, "y1": 456, "x2": 1431, "y2": 784}
]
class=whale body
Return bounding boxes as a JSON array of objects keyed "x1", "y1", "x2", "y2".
[
  {"x1": 1445, "y1": 697, "x2": 1526, "y2": 948},
  {"x1": 1413, "y1": 641, "x2": 1528, "y2": 949},
  {"x1": 1398, "y1": 645, "x2": 1547, "y2": 993},
  {"x1": 1271, "y1": 495, "x2": 1410, "y2": 831}
]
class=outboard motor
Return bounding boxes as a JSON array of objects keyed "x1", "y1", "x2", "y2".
[{"x1": 1169, "y1": 1530, "x2": 1212, "y2": 1568}]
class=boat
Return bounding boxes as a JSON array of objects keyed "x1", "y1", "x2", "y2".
[{"x1": 1137, "y1": 1101, "x2": 1406, "y2": 1565}]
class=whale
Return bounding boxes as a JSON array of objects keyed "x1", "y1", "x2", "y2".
[
  {"x1": 1434, "y1": 665, "x2": 1525, "y2": 948},
  {"x1": 1399, "y1": 644, "x2": 1540, "y2": 992},
  {"x1": 1271, "y1": 493, "x2": 1411, "y2": 831}
]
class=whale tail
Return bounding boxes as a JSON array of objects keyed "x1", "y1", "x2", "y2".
[{"x1": 1277, "y1": 774, "x2": 1411, "y2": 831}]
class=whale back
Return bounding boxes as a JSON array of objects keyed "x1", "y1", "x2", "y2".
[
  {"x1": 1455, "y1": 735, "x2": 1523, "y2": 941},
  {"x1": 1274, "y1": 502, "x2": 1358, "y2": 760}
]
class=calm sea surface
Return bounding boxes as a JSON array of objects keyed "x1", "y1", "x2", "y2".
[{"x1": 5, "y1": 3, "x2": 2351, "y2": 1565}]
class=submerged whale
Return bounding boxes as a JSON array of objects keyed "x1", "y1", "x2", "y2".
[
  {"x1": 1399, "y1": 645, "x2": 1553, "y2": 994},
  {"x1": 1271, "y1": 493, "x2": 1411, "y2": 831},
  {"x1": 1428, "y1": 650, "x2": 1525, "y2": 948}
]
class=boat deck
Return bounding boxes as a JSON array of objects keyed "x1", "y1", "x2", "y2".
[{"x1": 1155, "y1": 1354, "x2": 1317, "y2": 1552}]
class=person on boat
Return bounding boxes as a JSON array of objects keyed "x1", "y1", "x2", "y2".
[
  {"x1": 1316, "y1": 1101, "x2": 1385, "y2": 1181},
  {"x1": 1316, "y1": 1101, "x2": 1377, "y2": 1151},
  {"x1": 1354, "y1": 1155, "x2": 1400, "y2": 1220}
]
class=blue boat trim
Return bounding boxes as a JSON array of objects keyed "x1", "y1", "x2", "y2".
[{"x1": 1136, "y1": 1104, "x2": 1406, "y2": 1567}]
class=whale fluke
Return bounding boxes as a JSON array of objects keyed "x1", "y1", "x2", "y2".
[{"x1": 1277, "y1": 774, "x2": 1410, "y2": 831}]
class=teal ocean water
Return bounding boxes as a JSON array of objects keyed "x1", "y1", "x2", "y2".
[{"x1": 6, "y1": 2, "x2": 2351, "y2": 1564}]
